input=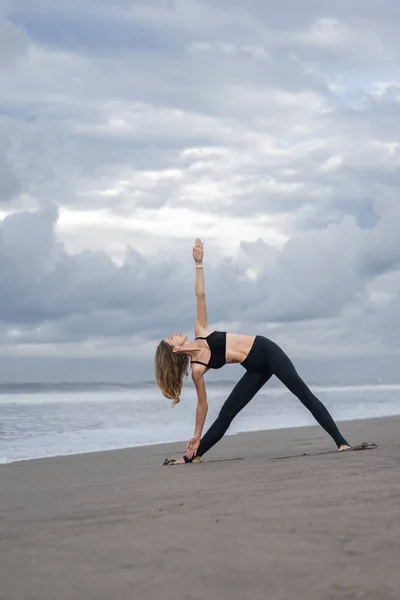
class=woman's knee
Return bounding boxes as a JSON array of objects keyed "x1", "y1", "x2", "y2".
[{"x1": 217, "y1": 408, "x2": 235, "y2": 428}]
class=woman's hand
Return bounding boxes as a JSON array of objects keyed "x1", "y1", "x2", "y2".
[
  {"x1": 192, "y1": 238, "x2": 204, "y2": 264},
  {"x1": 186, "y1": 435, "x2": 201, "y2": 459}
]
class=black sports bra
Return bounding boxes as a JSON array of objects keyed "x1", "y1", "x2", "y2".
[{"x1": 191, "y1": 331, "x2": 227, "y2": 370}]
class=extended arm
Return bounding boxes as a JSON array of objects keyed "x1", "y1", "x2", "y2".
[
  {"x1": 186, "y1": 368, "x2": 208, "y2": 459},
  {"x1": 193, "y1": 239, "x2": 208, "y2": 334},
  {"x1": 192, "y1": 370, "x2": 208, "y2": 437}
]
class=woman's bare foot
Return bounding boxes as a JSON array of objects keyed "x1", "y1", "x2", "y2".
[
  {"x1": 338, "y1": 444, "x2": 351, "y2": 451},
  {"x1": 169, "y1": 456, "x2": 201, "y2": 465}
]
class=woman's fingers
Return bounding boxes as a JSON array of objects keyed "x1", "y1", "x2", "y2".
[
  {"x1": 188, "y1": 442, "x2": 197, "y2": 458},
  {"x1": 186, "y1": 441, "x2": 193, "y2": 458}
]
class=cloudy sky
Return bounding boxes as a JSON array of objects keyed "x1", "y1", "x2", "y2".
[{"x1": 1, "y1": 0, "x2": 400, "y2": 383}]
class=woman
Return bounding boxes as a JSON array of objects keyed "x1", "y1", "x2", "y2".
[{"x1": 155, "y1": 239, "x2": 351, "y2": 464}]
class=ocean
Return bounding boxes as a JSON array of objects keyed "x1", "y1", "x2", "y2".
[{"x1": 1, "y1": 381, "x2": 400, "y2": 464}]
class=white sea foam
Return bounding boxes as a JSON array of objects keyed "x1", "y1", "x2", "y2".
[{"x1": 1, "y1": 382, "x2": 399, "y2": 463}]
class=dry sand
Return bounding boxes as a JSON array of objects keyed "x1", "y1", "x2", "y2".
[{"x1": 1, "y1": 416, "x2": 400, "y2": 600}]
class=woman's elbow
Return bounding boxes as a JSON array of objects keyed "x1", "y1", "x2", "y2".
[{"x1": 197, "y1": 400, "x2": 208, "y2": 412}]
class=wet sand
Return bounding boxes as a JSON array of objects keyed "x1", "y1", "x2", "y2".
[{"x1": 1, "y1": 416, "x2": 400, "y2": 600}]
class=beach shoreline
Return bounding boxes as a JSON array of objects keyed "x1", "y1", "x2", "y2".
[
  {"x1": 1, "y1": 413, "x2": 397, "y2": 466},
  {"x1": 1, "y1": 415, "x2": 400, "y2": 600}
]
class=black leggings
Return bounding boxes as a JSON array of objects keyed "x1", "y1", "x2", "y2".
[{"x1": 186, "y1": 336, "x2": 349, "y2": 461}]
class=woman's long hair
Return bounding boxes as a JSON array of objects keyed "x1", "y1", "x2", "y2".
[{"x1": 154, "y1": 340, "x2": 189, "y2": 406}]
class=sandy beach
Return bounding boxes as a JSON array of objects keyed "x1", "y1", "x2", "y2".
[{"x1": 1, "y1": 416, "x2": 400, "y2": 600}]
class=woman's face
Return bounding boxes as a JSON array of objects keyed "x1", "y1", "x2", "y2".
[{"x1": 165, "y1": 333, "x2": 188, "y2": 348}]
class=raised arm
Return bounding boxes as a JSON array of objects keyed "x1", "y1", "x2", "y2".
[
  {"x1": 193, "y1": 238, "x2": 208, "y2": 335},
  {"x1": 186, "y1": 366, "x2": 209, "y2": 459}
]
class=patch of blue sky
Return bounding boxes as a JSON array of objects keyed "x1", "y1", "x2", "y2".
[{"x1": 9, "y1": 13, "x2": 185, "y2": 54}]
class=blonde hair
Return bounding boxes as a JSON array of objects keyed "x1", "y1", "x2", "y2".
[{"x1": 154, "y1": 340, "x2": 189, "y2": 406}]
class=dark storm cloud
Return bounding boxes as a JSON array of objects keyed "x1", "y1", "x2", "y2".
[
  {"x1": 0, "y1": 209, "x2": 213, "y2": 341},
  {"x1": 1, "y1": 204, "x2": 399, "y2": 345}
]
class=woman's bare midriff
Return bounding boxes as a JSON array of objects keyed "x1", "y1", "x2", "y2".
[
  {"x1": 226, "y1": 333, "x2": 256, "y2": 364},
  {"x1": 193, "y1": 330, "x2": 257, "y2": 368}
]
